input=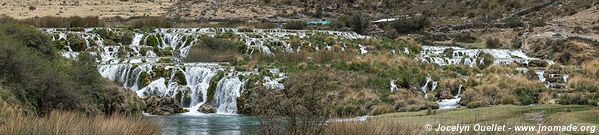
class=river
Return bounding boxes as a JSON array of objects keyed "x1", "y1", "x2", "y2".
[{"x1": 154, "y1": 114, "x2": 261, "y2": 135}]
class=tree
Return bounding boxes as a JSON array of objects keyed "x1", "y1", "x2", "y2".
[
  {"x1": 351, "y1": 13, "x2": 368, "y2": 35},
  {"x1": 248, "y1": 71, "x2": 332, "y2": 135}
]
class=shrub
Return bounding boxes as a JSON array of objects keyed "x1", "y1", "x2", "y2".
[
  {"x1": 558, "y1": 93, "x2": 592, "y2": 105},
  {"x1": 20, "y1": 16, "x2": 103, "y2": 27},
  {"x1": 392, "y1": 16, "x2": 429, "y2": 34},
  {"x1": 460, "y1": 75, "x2": 546, "y2": 108},
  {"x1": 351, "y1": 13, "x2": 369, "y2": 34},
  {"x1": 568, "y1": 76, "x2": 599, "y2": 92},
  {"x1": 248, "y1": 71, "x2": 332, "y2": 135},
  {"x1": 130, "y1": 17, "x2": 173, "y2": 29},
  {"x1": 485, "y1": 37, "x2": 501, "y2": 49},
  {"x1": 283, "y1": 21, "x2": 306, "y2": 30},
  {"x1": 0, "y1": 23, "x2": 142, "y2": 115},
  {"x1": 184, "y1": 37, "x2": 245, "y2": 62}
]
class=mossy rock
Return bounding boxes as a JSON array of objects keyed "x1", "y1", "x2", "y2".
[
  {"x1": 173, "y1": 70, "x2": 187, "y2": 85},
  {"x1": 207, "y1": 71, "x2": 225, "y2": 103},
  {"x1": 139, "y1": 72, "x2": 151, "y2": 88},
  {"x1": 67, "y1": 35, "x2": 87, "y2": 52},
  {"x1": 477, "y1": 53, "x2": 495, "y2": 70},
  {"x1": 146, "y1": 34, "x2": 161, "y2": 47}
]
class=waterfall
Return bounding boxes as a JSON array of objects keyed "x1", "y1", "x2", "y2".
[
  {"x1": 421, "y1": 76, "x2": 436, "y2": 98},
  {"x1": 390, "y1": 80, "x2": 398, "y2": 92},
  {"x1": 41, "y1": 27, "x2": 368, "y2": 115},
  {"x1": 212, "y1": 74, "x2": 243, "y2": 114},
  {"x1": 417, "y1": 46, "x2": 548, "y2": 67},
  {"x1": 183, "y1": 65, "x2": 219, "y2": 113},
  {"x1": 131, "y1": 33, "x2": 144, "y2": 46},
  {"x1": 536, "y1": 70, "x2": 546, "y2": 83},
  {"x1": 437, "y1": 85, "x2": 462, "y2": 110}
]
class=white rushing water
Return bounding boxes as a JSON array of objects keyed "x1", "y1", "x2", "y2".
[
  {"x1": 42, "y1": 27, "x2": 367, "y2": 115},
  {"x1": 417, "y1": 46, "x2": 554, "y2": 67},
  {"x1": 438, "y1": 85, "x2": 462, "y2": 110}
]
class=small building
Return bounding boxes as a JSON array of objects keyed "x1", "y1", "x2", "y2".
[{"x1": 306, "y1": 19, "x2": 332, "y2": 25}]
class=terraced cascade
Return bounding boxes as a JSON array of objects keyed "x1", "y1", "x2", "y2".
[
  {"x1": 41, "y1": 28, "x2": 368, "y2": 114},
  {"x1": 412, "y1": 46, "x2": 571, "y2": 109},
  {"x1": 42, "y1": 27, "x2": 571, "y2": 112}
]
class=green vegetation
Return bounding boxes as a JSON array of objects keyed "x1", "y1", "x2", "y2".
[
  {"x1": 391, "y1": 16, "x2": 430, "y2": 34},
  {"x1": 283, "y1": 21, "x2": 307, "y2": 30},
  {"x1": 185, "y1": 37, "x2": 245, "y2": 62},
  {"x1": 19, "y1": 16, "x2": 103, "y2": 28},
  {"x1": 0, "y1": 23, "x2": 143, "y2": 116},
  {"x1": 130, "y1": 17, "x2": 173, "y2": 29},
  {"x1": 350, "y1": 13, "x2": 369, "y2": 35}
]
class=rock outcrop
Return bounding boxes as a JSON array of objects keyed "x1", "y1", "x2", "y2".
[
  {"x1": 197, "y1": 104, "x2": 216, "y2": 114},
  {"x1": 144, "y1": 96, "x2": 188, "y2": 115}
]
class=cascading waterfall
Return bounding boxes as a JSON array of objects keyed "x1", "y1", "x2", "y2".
[
  {"x1": 212, "y1": 73, "x2": 244, "y2": 114},
  {"x1": 421, "y1": 75, "x2": 437, "y2": 98},
  {"x1": 42, "y1": 27, "x2": 368, "y2": 115},
  {"x1": 182, "y1": 65, "x2": 219, "y2": 113},
  {"x1": 417, "y1": 46, "x2": 554, "y2": 67},
  {"x1": 437, "y1": 85, "x2": 462, "y2": 110}
]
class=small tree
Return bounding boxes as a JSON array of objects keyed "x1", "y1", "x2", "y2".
[
  {"x1": 249, "y1": 71, "x2": 332, "y2": 135},
  {"x1": 351, "y1": 13, "x2": 368, "y2": 35}
]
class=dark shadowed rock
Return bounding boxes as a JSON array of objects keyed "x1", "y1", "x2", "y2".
[{"x1": 144, "y1": 96, "x2": 188, "y2": 115}]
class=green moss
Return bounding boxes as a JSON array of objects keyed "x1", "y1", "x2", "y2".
[
  {"x1": 67, "y1": 35, "x2": 87, "y2": 52},
  {"x1": 173, "y1": 70, "x2": 186, "y2": 85},
  {"x1": 147, "y1": 35, "x2": 160, "y2": 47},
  {"x1": 139, "y1": 72, "x2": 151, "y2": 88},
  {"x1": 207, "y1": 71, "x2": 225, "y2": 103},
  {"x1": 477, "y1": 53, "x2": 494, "y2": 70}
]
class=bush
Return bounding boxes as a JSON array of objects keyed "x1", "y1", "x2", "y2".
[
  {"x1": 485, "y1": 37, "x2": 501, "y2": 49},
  {"x1": 184, "y1": 37, "x2": 245, "y2": 62},
  {"x1": 351, "y1": 13, "x2": 369, "y2": 34},
  {"x1": 283, "y1": 21, "x2": 306, "y2": 30},
  {"x1": 568, "y1": 77, "x2": 599, "y2": 92},
  {"x1": 20, "y1": 16, "x2": 103, "y2": 27},
  {"x1": 247, "y1": 71, "x2": 332, "y2": 135},
  {"x1": 0, "y1": 23, "x2": 142, "y2": 115},
  {"x1": 460, "y1": 75, "x2": 546, "y2": 108},
  {"x1": 130, "y1": 17, "x2": 173, "y2": 29},
  {"x1": 392, "y1": 16, "x2": 429, "y2": 34}
]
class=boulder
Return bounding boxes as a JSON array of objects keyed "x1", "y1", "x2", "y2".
[
  {"x1": 144, "y1": 96, "x2": 188, "y2": 115},
  {"x1": 197, "y1": 104, "x2": 216, "y2": 114},
  {"x1": 528, "y1": 60, "x2": 548, "y2": 67},
  {"x1": 437, "y1": 89, "x2": 454, "y2": 99}
]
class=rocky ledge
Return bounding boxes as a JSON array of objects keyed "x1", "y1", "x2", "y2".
[
  {"x1": 197, "y1": 104, "x2": 216, "y2": 114},
  {"x1": 144, "y1": 96, "x2": 188, "y2": 115}
]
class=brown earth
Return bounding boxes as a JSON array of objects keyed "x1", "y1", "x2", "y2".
[{"x1": 0, "y1": 0, "x2": 175, "y2": 19}]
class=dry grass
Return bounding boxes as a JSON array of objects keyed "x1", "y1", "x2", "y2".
[
  {"x1": 328, "y1": 105, "x2": 596, "y2": 135},
  {"x1": 461, "y1": 74, "x2": 546, "y2": 108},
  {"x1": 581, "y1": 60, "x2": 599, "y2": 79},
  {"x1": 325, "y1": 119, "x2": 425, "y2": 135},
  {"x1": 0, "y1": 111, "x2": 160, "y2": 135},
  {"x1": 20, "y1": 16, "x2": 103, "y2": 28},
  {"x1": 130, "y1": 17, "x2": 172, "y2": 28}
]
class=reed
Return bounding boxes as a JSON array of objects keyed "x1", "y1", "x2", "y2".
[{"x1": 0, "y1": 111, "x2": 160, "y2": 135}]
